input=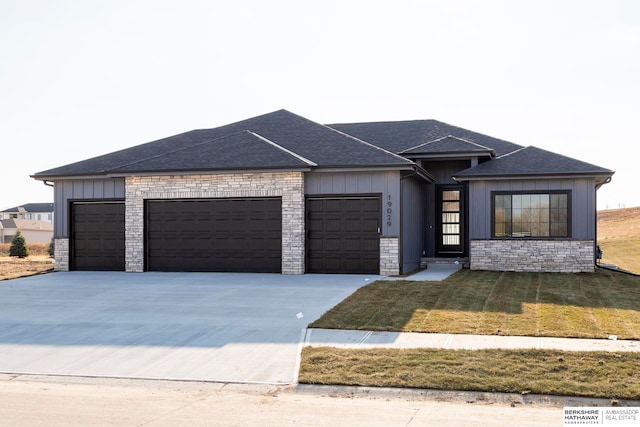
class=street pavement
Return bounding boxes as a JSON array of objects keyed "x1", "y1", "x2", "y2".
[{"x1": 0, "y1": 374, "x2": 565, "y2": 426}]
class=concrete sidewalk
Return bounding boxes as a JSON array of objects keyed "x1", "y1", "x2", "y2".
[{"x1": 305, "y1": 328, "x2": 640, "y2": 352}]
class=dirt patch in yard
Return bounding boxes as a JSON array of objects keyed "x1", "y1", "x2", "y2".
[{"x1": 0, "y1": 243, "x2": 54, "y2": 280}]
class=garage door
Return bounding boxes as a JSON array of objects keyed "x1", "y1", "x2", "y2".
[
  {"x1": 146, "y1": 198, "x2": 282, "y2": 272},
  {"x1": 71, "y1": 201, "x2": 125, "y2": 271},
  {"x1": 306, "y1": 196, "x2": 380, "y2": 274}
]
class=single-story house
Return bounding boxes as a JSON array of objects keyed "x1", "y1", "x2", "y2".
[
  {"x1": 0, "y1": 218, "x2": 53, "y2": 244},
  {"x1": 31, "y1": 110, "x2": 613, "y2": 274}
]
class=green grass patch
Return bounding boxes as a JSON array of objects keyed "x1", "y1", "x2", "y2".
[
  {"x1": 309, "y1": 269, "x2": 640, "y2": 339},
  {"x1": 300, "y1": 346, "x2": 640, "y2": 400}
]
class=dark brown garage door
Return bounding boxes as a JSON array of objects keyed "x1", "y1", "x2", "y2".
[
  {"x1": 306, "y1": 196, "x2": 380, "y2": 274},
  {"x1": 146, "y1": 198, "x2": 282, "y2": 272},
  {"x1": 71, "y1": 201, "x2": 125, "y2": 271}
]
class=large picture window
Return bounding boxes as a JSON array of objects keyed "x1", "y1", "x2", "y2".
[{"x1": 493, "y1": 191, "x2": 570, "y2": 238}]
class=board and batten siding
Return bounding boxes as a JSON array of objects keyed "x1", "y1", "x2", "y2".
[
  {"x1": 53, "y1": 178, "x2": 126, "y2": 237},
  {"x1": 401, "y1": 176, "x2": 425, "y2": 274},
  {"x1": 468, "y1": 178, "x2": 597, "y2": 240},
  {"x1": 305, "y1": 171, "x2": 401, "y2": 238}
]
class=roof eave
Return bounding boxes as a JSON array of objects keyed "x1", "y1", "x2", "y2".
[
  {"x1": 31, "y1": 172, "x2": 113, "y2": 181},
  {"x1": 414, "y1": 165, "x2": 436, "y2": 183},
  {"x1": 402, "y1": 151, "x2": 493, "y2": 160},
  {"x1": 32, "y1": 166, "x2": 317, "y2": 181},
  {"x1": 453, "y1": 171, "x2": 615, "y2": 182},
  {"x1": 310, "y1": 164, "x2": 417, "y2": 174}
]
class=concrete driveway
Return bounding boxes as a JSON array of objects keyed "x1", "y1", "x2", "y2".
[{"x1": 0, "y1": 272, "x2": 378, "y2": 384}]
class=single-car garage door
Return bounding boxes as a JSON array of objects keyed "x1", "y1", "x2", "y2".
[
  {"x1": 71, "y1": 201, "x2": 125, "y2": 271},
  {"x1": 306, "y1": 196, "x2": 380, "y2": 274},
  {"x1": 146, "y1": 198, "x2": 282, "y2": 272}
]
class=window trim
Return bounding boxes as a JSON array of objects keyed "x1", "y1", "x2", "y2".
[{"x1": 491, "y1": 190, "x2": 572, "y2": 239}]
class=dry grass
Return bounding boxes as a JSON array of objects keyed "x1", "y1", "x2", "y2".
[
  {"x1": 300, "y1": 347, "x2": 640, "y2": 400},
  {"x1": 310, "y1": 269, "x2": 640, "y2": 339},
  {"x1": 0, "y1": 243, "x2": 54, "y2": 280},
  {"x1": 598, "y1": 206, "x2": 640, "y2": 274},
  {"x1": 0, "y1": 242, "x2": 51, "y2": 257},
  {"x1": 303, "y1": 207, "x2": 640, "y2": 398}
]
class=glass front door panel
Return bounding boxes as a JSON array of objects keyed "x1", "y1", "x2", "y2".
[{"x1": 437, "y1": 187, "x2": 464, "y2": 255}]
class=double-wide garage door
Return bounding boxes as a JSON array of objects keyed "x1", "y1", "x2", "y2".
[
  {"x1": 306, "y1": 196, "x2": 380, "y2": 274},
  {"x1": 146, "y1": 198, "x2": 282, "y2": 272}
]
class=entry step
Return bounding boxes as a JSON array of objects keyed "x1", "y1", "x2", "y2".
[{"x1": 420, "y1": 257, "x2": 469, "y2": 269}]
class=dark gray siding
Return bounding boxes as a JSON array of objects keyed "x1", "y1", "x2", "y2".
[
  {"x1": 401, "y1": 176, "x2": 425, "y2": 274},
  {"x1": 54, "y1": 179, "x2": 126, "y2": 237},
  {"x1": 420, "y1": 160, "x2": 470, "y2": 257},
  {"x1": 305, "y1": 171, "x2": 400, "y2": 237},
  {"x1": 468, "y1": 178, "x2": 597, "y2": 240},
  {"x1": 422, "y1": 160, "x2": 470, "y2": 184}
]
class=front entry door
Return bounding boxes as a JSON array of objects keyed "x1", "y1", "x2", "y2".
[{"x1": 436, "y1": 186, "x2": 465, "y2": 256}]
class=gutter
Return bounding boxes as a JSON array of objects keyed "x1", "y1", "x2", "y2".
[{"x1": 595, "y1": 176, "x2": 612, "y2": 190}]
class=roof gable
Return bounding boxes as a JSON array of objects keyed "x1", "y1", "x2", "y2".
[
  {"x1": 454, "y1": 146, "x2": 614, "y2": 179},
  {"x1": 400, "y1": 135, "x2": 494, "y2": 156}
]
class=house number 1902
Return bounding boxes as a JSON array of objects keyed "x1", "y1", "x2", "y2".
[{"x1": 387, "y1": 195, "x2": 392, "y2": 227}]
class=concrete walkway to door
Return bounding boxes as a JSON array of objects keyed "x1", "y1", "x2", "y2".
[{"x1": 0, "y1": 272, "x2": 381, "y2": 384}]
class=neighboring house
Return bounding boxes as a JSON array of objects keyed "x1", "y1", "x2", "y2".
[
  {"x1": 0, "y1": 203, "x2": 54, "y2": 225},
  {"x1": 0, "y1": 218, "x2": 53, "y2": 244},
  {"x1": 31, "y1": 110, "x2": 613, "y2": 274}
]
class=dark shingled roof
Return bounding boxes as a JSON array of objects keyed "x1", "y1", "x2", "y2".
[
  {"x1": 454, "y1": 146, "x2": 614, "y2": 179},
  {"x1": 1, "y1": 203, "x2": 53, "y2": 213},
  {"x1": 328, "y1": 120, "x2": 523, "y2": 157},
  {"x1": 110, "y1": 130, "x2": 315, "y2": 173},
  {"x1": 33, "y1": 110, "x2": 413, "y2": 178},
  {"x1": 32, "y1": 110, "x2": 614, "y2": 182},
  {"x1": 400, "y1": 135, "x2": 494, "y2": 156}
]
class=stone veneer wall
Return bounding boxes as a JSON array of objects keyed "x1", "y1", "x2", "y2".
[
  {"x1": 54, "y1": 238, "x2": 69, "y2": 271},
  {"x1": 379, "y1": 237, "x2": 399, "y2": 276},
  {"x1": 125, "y1": 172, "x2": 305, "y2": 274},
  {"x1": 470, "y1": 240, "x2": 595, "y2": 273}
]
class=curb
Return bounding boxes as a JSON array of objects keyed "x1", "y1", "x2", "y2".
[
  {"x1": 291, "y1": 383, "x2": 640, "y2": 408},
  {"x1": 5, "y1": 373, "x2": 640, "y2": 408}
]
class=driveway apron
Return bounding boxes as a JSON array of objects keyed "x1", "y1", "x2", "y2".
[{"x1": 0, "y1": 272, "x2": 377, "y2": 384}]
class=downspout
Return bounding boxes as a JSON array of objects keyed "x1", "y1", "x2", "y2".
[
  {"x1": 43, "y1": 180, "x2": 54, "y2": 187},
  {"x1": 594, "y1": 177, "x2": 612, "y2": 269}
]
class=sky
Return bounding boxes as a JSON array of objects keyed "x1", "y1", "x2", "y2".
[{"x1": 1, "y1": 0, "x2": 639, "y2": 211}]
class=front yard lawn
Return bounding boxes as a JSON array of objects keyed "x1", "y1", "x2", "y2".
[
  {"x1": 300, "y1": 347, "x2": 640, "y2": 400},
  {"x1": 303, "y1": 269, "x2": 640, "y2": 399},
  {"x1": 309, "y1": 269, "x2": 640, "y2": 340}
]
